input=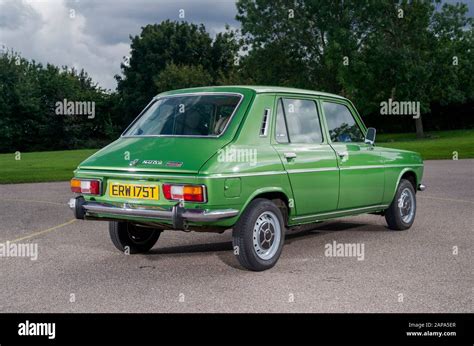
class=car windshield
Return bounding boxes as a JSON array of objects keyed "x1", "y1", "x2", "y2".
[{"x1": 124, "y1": 94, "x2": 242, "y2": 137}]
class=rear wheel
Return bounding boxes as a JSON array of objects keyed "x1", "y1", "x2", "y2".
[
  {"x1": 385, "y1": 179, "x2": 417, "y2": 231},
  {"x1": 232, "y1": 199, "x2": 285, "y2": 271},
  {"x1": 109, "y1": 221, "x2": 161, "y2": 253}
]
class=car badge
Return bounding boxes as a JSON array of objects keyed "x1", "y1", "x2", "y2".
[
  {"x1": 142, "y1": 160, "x2": 163, "y2": 165},
  {"x1": 166, "y1": 161, "x2": 183, "y2": 167},
  {"x1": 129, "y1": 159, "x2": 139, "y2": 166}
]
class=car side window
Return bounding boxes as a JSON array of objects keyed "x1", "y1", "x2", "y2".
[
  {"x1": 323, "y1": 102, "x2": 364, "y2": 143},
  {"x1": 275, "y1": 98, "x2": 323, "y2": 144}
]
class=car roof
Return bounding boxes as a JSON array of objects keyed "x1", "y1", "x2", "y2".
[{"x1": 157, "y1": 85, "x2": 347, "y2": 100}]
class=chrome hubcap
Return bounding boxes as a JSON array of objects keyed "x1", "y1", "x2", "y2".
[
  {"x1": 252, "y1": 211, "x2": 281, "y2": 260},
  {"x1": 398, "y1": 188, "x2": 415, "y2": 223}
]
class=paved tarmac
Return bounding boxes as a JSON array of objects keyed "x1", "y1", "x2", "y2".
[{"x1": 0, "y1": 160, "x2": 472, "y2": 312}]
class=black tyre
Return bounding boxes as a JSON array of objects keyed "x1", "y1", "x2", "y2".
[
  {"x1": 232, "y1": 199, "x2": 285, "y2": 271},
  {"x1": 109, "y1": 221, "x2": 161, "y2": 253},
  {"x1": 385, "y1": 179, "x2": 417, "y2": 231}
]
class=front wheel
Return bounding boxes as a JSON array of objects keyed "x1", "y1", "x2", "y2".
[
  {"x1": 232, "y1": 199, "x2": 285, "y2": 271},
  {"x1": 385, "y1": 179, "x2": 417, "y2": 231},
  {"x1": 109, "y1": 221, "x2": 161, "y2": 253}
]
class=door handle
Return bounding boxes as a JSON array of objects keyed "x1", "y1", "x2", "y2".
[
  {"x1": 337, "y1": 151, "x2": 348, "y2": 159},
  {"x1": 284, "y1": 152, "x2": 297, "y2": 159}
]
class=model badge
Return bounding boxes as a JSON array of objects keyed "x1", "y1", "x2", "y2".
[
  {"x1": 129, "y1": 159, "x2": 139, "y2": 166},
  {"x1": 142, "y1": 160, "x2": 163, "y2": 165},
  {"x1": 166, "y1": 161, "x2": 183, "y2": 167}
]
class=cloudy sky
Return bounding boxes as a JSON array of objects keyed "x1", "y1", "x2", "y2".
[
  {"x1": 0, "y1": 0, "x2": 239, "y2": 90},
  {"x1": 0, "y1": 0, "x2": 472, "y2": 90}
]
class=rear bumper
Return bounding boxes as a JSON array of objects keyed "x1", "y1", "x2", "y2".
[{"x1": 68, "y1": 197, "x2": 239, "y2": 229}]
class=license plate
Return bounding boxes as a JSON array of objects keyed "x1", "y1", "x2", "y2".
[{"x1": 109, "y1": 183, "x2": 159, "y2": 200}]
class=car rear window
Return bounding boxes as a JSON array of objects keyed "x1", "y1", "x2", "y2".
[{"x1": 124, "y1": 94, "x2": 242, "y2": 137}]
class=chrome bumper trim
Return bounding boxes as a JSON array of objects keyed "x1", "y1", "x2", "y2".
[{"x1": 68, "y1": 198, "x2": 239, "y2": 223}]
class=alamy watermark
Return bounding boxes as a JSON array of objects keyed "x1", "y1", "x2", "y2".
[
  {"x1": 55, "y1": 98, "x2": 95, "y2": 119},
  {"x1": 0, "y1": 241, "x2": 38, "y2": 261},
  {"x1": 18, "y1": 320, "x2": 55, "y2": 339},
  {"x1": 324, "y1": 240, "x2": 365, "y2": 261},
  {"x1": 217, "y1": 145, "x2": 258, "y2": 166},
  {"x1": 380, "y1": 98, "x2": 420, "y2": 119}
]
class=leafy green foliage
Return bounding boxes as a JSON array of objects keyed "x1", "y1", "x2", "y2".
[
  {"x1": 0, "y1": 51, "x2": 116, "y2": 153},
  {"x1": 115, "y1": 20, "x2": 240, "y2": 128},
  {"x1": 236, "y1": 0, "x2": 474, "y2": 136},
  {"x1": 153, "y1": 63, "x2": 213, "y2": 91},
  {"x1": 0, "y1": 8, "x2": 472, "y2": 155}
]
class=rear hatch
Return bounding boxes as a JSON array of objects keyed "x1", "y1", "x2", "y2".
[
  {"x1": 78, "y1": 136, "x2": 228, "y2": 174},
  {"x1": 78, "y1": 89, "x2": 254, "y2": 175}
]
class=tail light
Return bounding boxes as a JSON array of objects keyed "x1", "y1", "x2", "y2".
[
  {"x1": 162, "y1": 184, "x2": 206, "y2": 203},
  {"x1": 70, "y1": 178, "x2": 101, "y2": 195}
]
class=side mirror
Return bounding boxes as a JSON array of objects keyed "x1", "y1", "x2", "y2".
[{"x1": 365, "y1": 127, "x2": 376, "y2": 146}]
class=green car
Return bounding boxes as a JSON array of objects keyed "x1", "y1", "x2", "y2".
[{"x1": 69, "y1": 86, "x2": 425, "y2": 271}]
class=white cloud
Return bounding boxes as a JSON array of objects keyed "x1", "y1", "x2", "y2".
[
  {"x1": 2, "y1": 0, "x2": 469, "y2": 91},
  {"x1": 0, "y1": 0, "x2": 238, "y2": 90}
]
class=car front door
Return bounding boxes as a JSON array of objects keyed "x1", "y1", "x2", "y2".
[
  {"x1": 272, "y1": 96, "x2": 339, "y2": 217},
  {"x1": 321, "y1": 99, "x2": 385, "y2": 210}
]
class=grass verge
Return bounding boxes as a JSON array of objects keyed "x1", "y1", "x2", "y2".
[
  {"x1": 377, "y1": 129, "x2": 474, "y2": 160},
  {"x1": 0, "y1": 149, "x2": 98, "y2": 184},
  {"x1": 0, "y1": 129, "x2": 472, "y2": 184}
]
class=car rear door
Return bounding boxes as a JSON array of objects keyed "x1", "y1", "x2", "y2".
[
  {"x1": 320, "y1": 99, "x2": 385, "y2": 210},
  {"x1": 271, "y1": 96, "x2": 339, "y2": 217}
]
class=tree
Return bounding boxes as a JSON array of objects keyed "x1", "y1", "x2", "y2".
[
  {"x1": 115, "y1": 21, "x2": 240, "y2": 128},
  {"x1": 430, "y1": 3, "x2": 473, "y2": 104},
  {"x1": 153, "y1": 63, "x2": 213, "y2": 91},
  {"x1": 342, "y1": 1, "x2": 472, "y2": 138},
  {"x1": 236, "y1": 0, "x2": 473, "y2": 136},
  {"x1": 237, "y1": 0, "x2": 370, "y2": 91},
  {"x1": 0, "y1": 51, "x2": 115, "y2": 152}
]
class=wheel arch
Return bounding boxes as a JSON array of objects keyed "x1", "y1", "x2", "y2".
[
  {"x1": 399, "y1": 170, "x2": 417, "y2": 191},
  {"x1": 384, "y1": 167, "x2": 418, "y2": 206},
  {"x1": 240, "y1": 187, "x2": 292, "y2": 226},
  {"x1": 392, "y1": 168, "x2": 418, "y2": 198}
]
